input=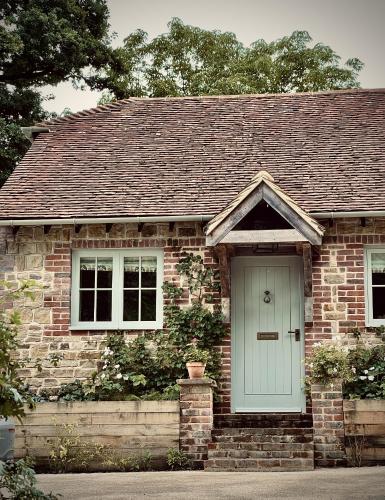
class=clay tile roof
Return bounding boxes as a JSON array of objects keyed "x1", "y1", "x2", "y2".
[{"x1": 0, "y1": 88, "x2": 385, "y2": 221}]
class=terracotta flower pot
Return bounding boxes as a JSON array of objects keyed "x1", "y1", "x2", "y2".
[{"x1": 186, "y1": 362, "x2": 206, "y2": 379}]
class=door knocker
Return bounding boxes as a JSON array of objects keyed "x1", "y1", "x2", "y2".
[{"x1": 263, "y1": 290, "x2": 271, "y2": 303}]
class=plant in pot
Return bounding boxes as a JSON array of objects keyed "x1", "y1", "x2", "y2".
[{"x1": 183, "y1": 340, "x2": 210, "y2": 379}]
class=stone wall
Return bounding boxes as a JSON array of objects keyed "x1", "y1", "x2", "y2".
[
  {"x1": 305, "y1": 217, "x2": 384, "y2": 357},
  {"x1": 0, "y1": 222, "x2": 229, "y2": 398},
  {"x1": 0, "y1": 217, "x2": 384, "y2": 412}
]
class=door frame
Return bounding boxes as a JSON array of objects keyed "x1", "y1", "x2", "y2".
[{"x1": 230, "y1": 255, "x2": 305, "y2": 413}]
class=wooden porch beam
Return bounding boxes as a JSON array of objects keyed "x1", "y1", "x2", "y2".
[
  {"x1": 221, "y1": 229, "x2": 308, "y2": 245},
  {"x1": 303, "y1": 243, "x2": 313, "y2": 323}
]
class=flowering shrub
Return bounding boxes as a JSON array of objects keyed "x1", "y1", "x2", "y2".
[
  {"x1": 344, "y1": 344, "x2": 385, "y2": 399},
  {"x1": 307, "y1": 340, "x2": 385, "y2": 399},
  {"x1": 306, "y1": 342, "x2": 352, "y2": 386}
]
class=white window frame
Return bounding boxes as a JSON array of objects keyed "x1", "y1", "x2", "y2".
[
  {"x1": 364, "y1": 246, "x2": 385, "y2": 327},
  {"x1": 71, "y1": 249, "x2": 164, "y2": 330}
]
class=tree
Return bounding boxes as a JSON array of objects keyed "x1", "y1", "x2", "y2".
[
  {"x1": 96, "y1": 17, "x2": 363, "y2": 100},
  {"x1": 0, "y1": 0, "x2": 120, "y2": 184}
]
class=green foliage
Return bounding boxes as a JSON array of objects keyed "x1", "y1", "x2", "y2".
[
  {"x1": 57, "y1": 253, "x2": 226, "y2": 401},
  {"x1": 0, "y1": 280, "x2": 62, "y2": 421},
  {"x1": 48, "y1": 422, "x2": 153, "y2": 473},
  {"x1": 183, "y1": 341, "x2": 211, "y2": 363},
  {"x1": 306, "y1": 342, "x2": 352, "y2": 386},
  {"x1": 344, "y1": 344, "x2": 385, "y2": 400},
  {"x1": 166, "y1": 448, "x2": 191, "y2": 470},
  {"x1": 98, "y1": 17, "x2": 363, "y2": 99},
  {"x1": 49, "y1": 423, "x2": 105, "y2": 473},
  {"x1": 0, "y1": 0, "x2": 120, "y2": 184},
  {"x1": 307, "y1": 337, "x2": 385, "y2": 400},
  {"x1": 0, "y1": 458, "x2": 58, "y2": 499}
]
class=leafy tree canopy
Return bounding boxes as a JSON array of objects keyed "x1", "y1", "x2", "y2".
[
  {"x1": 95, "y1": 17, "x2": 363, "y2": 100},
  {"x1": 0, "y1": 0, "x2": 119, "y2": 184}
]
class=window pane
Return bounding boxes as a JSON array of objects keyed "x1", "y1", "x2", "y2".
[
  {"x1": 80, "y1": 258, "x2": 95, "y2": 288},
  {"x1": 373, "y1": 287, "x2": 385, "y2": 319},
  {"x1": 124, "y1": 257, "x2": 139, "y2": 288},
  {"x1": 123, "y1": 290, "x2": 139, "y2": 321},
  {"x1": 141, "y1": 256, "x2": 157, "y2": 288},
  {"x1": 79, "y1": 290, "x2": 95, "y2": 321},
  {"x1": 372, "y1": 253, "x2": 385, "y2": 285},
  {"x1": 96, "y1": 290, "x2": 112, "y2": 321},
  {"x1": 97, "y1": 258, "x2": 113, "y2": 288},
  {"x1": 141, "y1": 289, "x2": 156, "y2": 321}
]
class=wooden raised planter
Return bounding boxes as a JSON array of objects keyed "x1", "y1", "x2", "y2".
[
  {"x1": 14, "y1": 400, "x2": 180, "y2": 470},
  {"x1": 343, "y1": 400, "x2": 385, "y2": 466}
]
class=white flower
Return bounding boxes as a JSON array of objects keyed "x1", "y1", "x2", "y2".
[
  {"x1": 369, "y1": 367, "x2": 375, "y2": 371},
  {"x1": 333, "y1": 368, "x2": 338, "y2": 373},
  {"x1": 100, "y1": 373, "x2": 106, "y2": 379},
  {"x1": 359, "y1": 376, "x2": 367, "y2": 380},
  {"x1": 351, "y1": 367, "x2": 356, "y2": 374},
  {"x1": 368, "y1": 375, "x2": 375, "y2": 381},
  {"x1": 309, "y1": 363, "x2": 313, "y2": 368},
  {"x1": 364, "y1": 370, "x2": 369, "y2": 374},
  {"x1": 116, "y1": 373, "x2": 122, "y2": 379},
  {"x1": 313, "y1": 342, "x2": 322, "y2": 348},
  {"x1": 114, "y1": 364, "x2": 120, "y2": 369},
  {"x1": 123, "y1": 375, "x2": 129, "y2": 381},
  {"x1": 102, "y1": 365, "x2": 107, "y2": 370}
]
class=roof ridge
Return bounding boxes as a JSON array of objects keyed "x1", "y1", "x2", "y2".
[{"x1": 36, "y1": 87, "x2": 385, "y2": 128}]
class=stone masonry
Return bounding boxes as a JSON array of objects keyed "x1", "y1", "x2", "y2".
[
  {"x1": 0, "y1": 217, "x2": 383, "y2": 422},
  {"x1": 177, "y1": 378, "x2": 216, "y2": 467},
  {"x1": 0, "y1": 222, "x2": 229, "y2": 396},
  {"x1": 311, "y1": 380, "x2": 346, "y2": 467}
]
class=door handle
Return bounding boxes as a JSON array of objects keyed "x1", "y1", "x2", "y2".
[{"x1": 288, "y1": 329, "x2": 300, "y2": 341}]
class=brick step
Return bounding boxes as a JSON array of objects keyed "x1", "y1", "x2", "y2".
[
  {"x1": 212, "y1": 427, "x2": 314, "y2": 440},
  {"x1": 204, "y1": 458, "x2": 314, "y2": 472},
  {"x1": 209, "y1": 442, "x2": 314, "y2": 452},
  {"x1": 214, "y1": 413, "x2": 313, "y2": 429},
  {"x1": 208, "y1": 449, "x2": 314, "y2": 459}
]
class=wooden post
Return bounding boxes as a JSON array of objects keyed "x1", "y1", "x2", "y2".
[{"x1": 214, "y1": 244, "x2": 234, "y2": 323}]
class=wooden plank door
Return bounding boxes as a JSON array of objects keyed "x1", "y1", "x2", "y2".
[{"x1": 231, "y1": 256, "x2": 304, "y2": 412}]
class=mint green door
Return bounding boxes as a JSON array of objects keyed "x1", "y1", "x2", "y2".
[{"x1": 232, "y1": 256, "x2": 304, "y2": 412}]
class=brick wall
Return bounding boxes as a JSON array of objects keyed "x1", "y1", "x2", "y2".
[
  {"x1": 0, "y1": 222, "x2": 228, "y2": 395},
  {"x1": 0, "y1": 217, "x2": 384, "y2": 409},
  {"x1": 305, "y1": 217, "x2": 383, "y2": 358}
]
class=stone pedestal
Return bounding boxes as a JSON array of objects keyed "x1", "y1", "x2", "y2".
[
  {"x1": 311, "y1": 380, "x2": 346, "y2": 467},
  {"x1": 177, "y1": 378, "x2": 216, "y2": 468}
]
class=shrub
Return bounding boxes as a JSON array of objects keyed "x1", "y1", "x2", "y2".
[
  {"x1": 344, "y1": 343, "x2": 385, "y2": 399},
  {"x1": 166, "y1": 448, "x2": 191, "y2": 470},
  {"x1": 307, "y1": 338, "x2": 385, "y2": 400},
  {"x1": 0, "y1": 458, "x2": 58, "y2": 499},
  {"x1": 48, "y1": 422, "x2": 153, "y2": 473},
  {"x1": 306, "y1": 342, "x2": 352, "y2": 386},
  {"x1": 56, "y1": 253, "x2": 227, "y2": 402}
]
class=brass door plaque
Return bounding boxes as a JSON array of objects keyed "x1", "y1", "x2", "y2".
[{"x1": 257, "y1": 332, "x2": 279, "y2": 340}]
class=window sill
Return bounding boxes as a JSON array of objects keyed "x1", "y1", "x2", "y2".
[{"x1": 69, "y1": 323, "x2": 163, "y2": 331}]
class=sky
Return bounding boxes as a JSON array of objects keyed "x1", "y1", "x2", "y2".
[{"x1": 42, "y1": 0, "x2": 385, "y2": 113}]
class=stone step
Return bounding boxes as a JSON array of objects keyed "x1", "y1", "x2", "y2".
[
  {"x1": 212, "y1": 427, "x2": 314, "y2": 441},
  {"x1": 204, "y1": 458, "x2": 314, "y2": 472},
  {"x1": 208, "y1": 441, "x2": 314, "y2": 452},
  {"x1": 214, "y1": 413, "x2": 313, "y2": 429},
  {"x1": 208, "y1": 449, "x2": 314, "y2": 459}
]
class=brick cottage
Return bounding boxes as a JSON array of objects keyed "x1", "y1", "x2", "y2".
[{"x1": 0, "y1": 89, "x2": 385, "y2": 470}]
